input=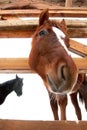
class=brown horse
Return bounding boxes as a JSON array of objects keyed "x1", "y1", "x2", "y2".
[
  {"x1": 29, "y1": 9, "x2": 78, "y2": 94},
  {"x1": 29, "y1": 9, "x2": 78, "y2": 120}
]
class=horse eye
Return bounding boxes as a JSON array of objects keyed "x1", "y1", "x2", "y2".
[{"x1": 39, "y1": 30, "x2": 47, "y2": 36}]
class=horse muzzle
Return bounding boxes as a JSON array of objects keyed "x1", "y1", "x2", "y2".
[{"x1": 46, "y1": 63, "x2": 78, "y2": 94}]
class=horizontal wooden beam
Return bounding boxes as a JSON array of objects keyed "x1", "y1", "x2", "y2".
[
  {"x1": 0, "y1": 19, "x2": 87, "y2": 38},
  {"x1": 0, "y1": 8, "x2": 87, "y2": 18},
  {"x1": 0, "y1": 119, "x2": 87, "y2": 130},
  {"x1": 0, "y1": 58, "x2": 31, "y2": 73},
  {"x1": 73, "y1": 58, "x2": 87, "y2": 73},
  {"x1": 0, "y1": 28, "x2": 87, "y2": 38},
  {"x1": 0, "y1": 58, "x2": 86, "y2": 73},
  {"x1": 69, "y1": 39, "x2": 87, "y2": 57},
  {"x1": 0, "y1": 19, "x2": 87, "y2": 29}
]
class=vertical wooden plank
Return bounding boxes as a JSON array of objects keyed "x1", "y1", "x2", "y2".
[{"x1": 65, "y1": 0, "x2": 72, "y2": 7}]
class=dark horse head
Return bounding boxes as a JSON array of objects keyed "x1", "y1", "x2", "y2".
[
  {"x1": 29, "y1": 9, "x2": 78, "y2": 94},
  {"x1": 0, "y1": 74, "x2": 23, "y2": 105},
  {"x1": 13, "y1": 75, "x2": 23, "y2": 96}
]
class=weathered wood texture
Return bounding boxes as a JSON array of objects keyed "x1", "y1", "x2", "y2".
[
  {"x1": 0, "y1": 8, "x2": 87, "y2": 18},
  {"x1": 0, "y1": 119, "x2": 87, "y2": 130},
  {"x1": 0, "y1": 9, "x2": 86, "y2": 73},
  {"x1": 0, "y1": 58, "x2": 86, "y2": 73},
  {"x1": 69, "y1": 39, "x2": 87, "y2": 57},
  {"x1": 0, "y1": 0, "x2": 87, "y2": 9},
  {"x1": 65, "y1": 0, "x2": 72, "y2": 7},
  {"x1": 0, "y1": 18, "x2": 87, "y2": 38}
]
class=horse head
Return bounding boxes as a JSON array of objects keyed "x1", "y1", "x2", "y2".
[
  {"x1": 29, "y1": 9, "x2": 78, "y2": 94},
  {"x1": 14, "y1": 75, "x2": 23, "y2": 96}
]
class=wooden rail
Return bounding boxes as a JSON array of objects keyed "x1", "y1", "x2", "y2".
[
  {"x1": 0, "y1": 39, "x2": 87, "y2": 73},
  {"x1": 69, "y1": 39, "x2": 87, "y2": 57},
  {"x1": 0, "y1": 18, "x2": 87, "y2": 38},
  {"x1": 0, "y1": 119, "x2": 87, "y2": 130},
  {"x1": 0, "y1": 38, "x2": 86, "y2": 73},
  {"x1": 0, "y1": 8, "x2": 87, "y2": 18},
  {"x1": 0, "y1": 9, "x2": 87, "y2": 38},
  {"x1": 0, "y1": 58, "x2": 86, "y2": 73}
]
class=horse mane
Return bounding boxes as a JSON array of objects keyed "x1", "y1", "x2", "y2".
[
  {"x1": 47, "y1": 20, "x2": 70, "y2": 48},
  {"x1": 0, "y1": 78, "x2": 16, "y2": 88}
]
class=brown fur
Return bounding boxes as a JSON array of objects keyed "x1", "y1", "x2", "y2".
[{"x1": 29, "y1": 9, "x2": 79, "y2": 120}]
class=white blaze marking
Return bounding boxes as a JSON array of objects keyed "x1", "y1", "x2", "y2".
[{"x1": 52, "y1": 27, "x2": 69, "y2": 53}]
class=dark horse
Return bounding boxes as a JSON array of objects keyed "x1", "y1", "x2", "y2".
[
  {"x1": 0, "y1": 75, "x2": 23, "y2": 105},
  {"x1": 29, "y1": 9, "x2": 79, "y2": 120}
]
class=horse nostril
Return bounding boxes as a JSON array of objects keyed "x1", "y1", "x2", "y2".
[{"x1": 61, "y1": 65, "x2": 66, "y2": 80}]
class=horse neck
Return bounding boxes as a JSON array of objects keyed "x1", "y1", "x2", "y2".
[
  {"x1": 0, "y1": 79, "x2": 16, "y2": 96},
  {"x1": 0, "y1": 79, "x2": 16, "y2": 105}
]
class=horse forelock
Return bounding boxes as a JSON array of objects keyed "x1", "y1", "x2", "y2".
[
  {"x1": 52, "y1": 26, "x2": 69, "y2": 54},
  {"x1": 34, "y1": 19, "x2": 69, "y2": 49}
]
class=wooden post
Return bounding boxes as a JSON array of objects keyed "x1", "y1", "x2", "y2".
[{"x1": 65, "y1": 0, "x2": 72, "y2": 7}]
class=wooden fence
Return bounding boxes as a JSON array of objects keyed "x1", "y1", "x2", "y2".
[
  {"x1": 0, "y1": 7, "x2": 87, "y2": 129},
  {"x1": 0, "y1": 119, "x2": 87, "y2": 130},
  {"x1": 0, "y1": 9, "x2": 87, "y2": 73}
]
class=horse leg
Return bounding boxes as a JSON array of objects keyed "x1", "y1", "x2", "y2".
[
  {"x1": 48, "y1": 92, "x2": 59, "y2": 120},
  {"x1": 58, "y1": 94, "x2": 67, "y2": 120},
  {"x1": 82, "y1": 96, "x2": 87, "y2": 111},
  {"x1": 70, "y1": 92, "x2": 82, "y2": 120},
  {"x1": 79, "y1": 90, "x2": 87, "y2": 111}
]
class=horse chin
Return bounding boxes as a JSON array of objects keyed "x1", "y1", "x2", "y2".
[
  {"x1": 17, "y1": 94, "x2": 22, "y2": 97},
  {"x1": 16, "y1": 92, "x2": 22, "y2": 97}
]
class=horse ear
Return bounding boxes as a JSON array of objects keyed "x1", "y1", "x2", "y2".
[
  {"x1": 39, "y1": 9, "x2": 49, "y2": 26},
  {"x1": 60, "y1": 19, "x2": 70, "y2": 48},
  {"x1": 60, "y1": 19, "x2": 67, "y2": 34},
  {"x1": 16, "y1": 74, "x2": 18, "y2": 79}
]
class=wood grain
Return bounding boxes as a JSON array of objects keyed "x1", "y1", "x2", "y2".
[
  {"x1": 0, "y1": 9, "x2": 87, "y2": 17},
  {"x1": 0, "y1": 119, "x2": 87, "y2": 130},
  {"x1": 65, "y1": 0, "x2": 72, "y2": 7},
  {"x1": 0, "y1": 58, "x2": 86, "y2": 73},
  {"x1": 69, "y1": 39, "x2": 87, "y2": 57},
  {"x1": 0, "y1": 18, "x2": 87, "y2": 38}
]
